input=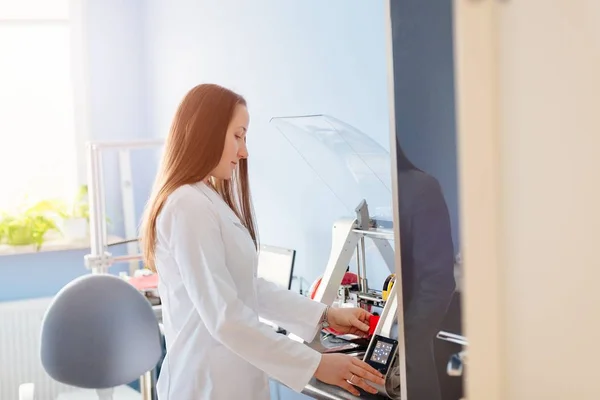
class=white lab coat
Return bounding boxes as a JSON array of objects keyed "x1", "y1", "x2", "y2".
[{"x1": 154, "y1": 181, "x2": 326, "y2": 400}]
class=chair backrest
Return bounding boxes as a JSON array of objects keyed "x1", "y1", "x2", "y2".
[{"x1": 40, "y1": 273, "x2": 163, "y2": 389}]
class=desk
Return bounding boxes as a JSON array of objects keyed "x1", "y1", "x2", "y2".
[
  {"x1": 299, "y1": 341, "x2": 393, "y2": 400},
  {"x1": 303, "y1": 378, "x2": 388, "y2": 400}
]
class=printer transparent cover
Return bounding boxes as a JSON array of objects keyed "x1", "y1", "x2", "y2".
[{"x1": 269, "y1": 114, "x2": 393, "y2": 223}]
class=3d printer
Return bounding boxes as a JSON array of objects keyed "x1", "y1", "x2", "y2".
[
  {"x1": 301, "y1": 201, "x2": 404, "y2": 399},
  {"x1": 271, "y1": 115, "x2": 406, "y2": 399}
]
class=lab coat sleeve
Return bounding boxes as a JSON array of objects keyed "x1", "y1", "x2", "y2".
[
  {"x1": 404, "y1": 179, "x2": 456, "y2": 341},
  {"x1": 255, "y1": 277, "x2": 326, "y2": 342},
  {"x1": 163, "y1": 192, "x2": 321, "y2": 393}
]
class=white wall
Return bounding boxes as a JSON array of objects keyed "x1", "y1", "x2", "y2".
[
  {"x1": 456, "y1": 1, "x2": 600, "y2": 399},
  {"x1": 143, "y1": 0, "x2": 392, "y2": 291}
]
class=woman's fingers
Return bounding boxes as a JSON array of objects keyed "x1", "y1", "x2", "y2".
[
  {"x1": 350, "y1": 315, "x2": 370, "y2": 332},
  {"x1": 349, "y1": 366, "x2": 383, "y2": 394},
  {"x1": 348, "y1": 326, "x2": 369, "y2": 338},
  {"x1": 347, "y1": 373, "x2": 378, "y2": 395},
  {"x1": 351, "y1": 364, "x2": 385, "y2": 385},
  {"x1": 317, "y1": 353, "x2": 386, "y2": 397},
  {"x1": 339, "y1": 379, "x2": 360, "y2": 396},
  {"x1": 341, "y1": 358, "x2": 386, "y2": 395},
  {"x1": 351, "y1": 357, "x2": 386, "y2": 380}
]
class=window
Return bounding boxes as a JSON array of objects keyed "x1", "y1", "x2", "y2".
[{"x1": 0, "y1": 0, "x2": 83, "y2": 212}]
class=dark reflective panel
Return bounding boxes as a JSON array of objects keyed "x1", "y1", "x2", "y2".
[{"x1": 388, "y1": 0, "x2": 464, "y2": 399}]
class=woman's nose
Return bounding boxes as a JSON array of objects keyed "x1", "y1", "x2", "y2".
[{"x1": 238, "y1": 143, "x2": 248, "y2": 159}]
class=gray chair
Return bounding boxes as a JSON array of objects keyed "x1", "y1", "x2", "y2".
[{"x1": 20, "y1": 274, "x2": 163, "y2": 400}]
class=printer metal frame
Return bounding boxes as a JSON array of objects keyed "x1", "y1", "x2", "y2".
[
  {"x1": 300, "y1": 204, "x2": 407, "y2": 399},
  {"x1": 84, "y1": 139, "x2": 164, "y2": 275},
  {"x1": 84, "y1": 139, "x2": 165, "y2": 400}
]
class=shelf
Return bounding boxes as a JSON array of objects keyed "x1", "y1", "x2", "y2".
[{"x1": 0, "y1": 235, "x2": 125, "y2": 257}]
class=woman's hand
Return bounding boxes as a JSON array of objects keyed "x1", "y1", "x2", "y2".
[
  {"x1": 314, "y1": 353, "x2": 385, "y2": 396},
  {"x1": 327, "y1": 307, "x2": 373, "y2": 337}
]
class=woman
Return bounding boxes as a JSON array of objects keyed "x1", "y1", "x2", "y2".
[
  {"x1": 140, "y1": 83, "x2": 385, "y2": 400},
  {"x1": 395, "y1": 140, "x2": 457, "y2": 400}
]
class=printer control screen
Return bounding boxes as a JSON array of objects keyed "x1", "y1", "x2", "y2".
[{"x1": 369, "y1": 340, "x2": 394, "y2": 365}]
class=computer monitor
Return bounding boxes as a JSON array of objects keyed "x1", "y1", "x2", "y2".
[{"x1": 256, "y1": 245, "x2": 296, "y2": 290}]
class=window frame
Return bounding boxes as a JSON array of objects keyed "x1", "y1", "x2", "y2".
[{"x1": 0, "y1": 0, "x2": 91, "y2": 203}]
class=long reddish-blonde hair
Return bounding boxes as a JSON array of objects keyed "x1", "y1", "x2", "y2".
[{"x1": 140, "y1": 83, "x2": 258, "y2": 272}]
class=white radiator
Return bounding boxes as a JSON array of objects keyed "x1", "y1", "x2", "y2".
[{"x1": 0, "y1": 297, "x2": 79, "y2": 400}]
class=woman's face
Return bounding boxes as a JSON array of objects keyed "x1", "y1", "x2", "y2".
[{"x1": 211, "y1": 104, "x2": 249, "y2": 180}]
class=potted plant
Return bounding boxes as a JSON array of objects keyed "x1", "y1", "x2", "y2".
[
  {"x1": 0, "y1": 200, "x2": 63, "y2": 250},
  {"x1": 61, "y1": 185, "x2": 90, "y2": 241}
]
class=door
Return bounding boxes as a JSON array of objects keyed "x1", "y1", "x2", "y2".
[{"x1": 455, "y1": 1, "x2": 600, "y2": 399}]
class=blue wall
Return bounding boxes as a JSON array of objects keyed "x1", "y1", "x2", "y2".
[
  {"x1": 143, "y1": 0, "x2": 393, "y2": 294},
  {"x1": 84, "y1": 0, "x2": 158, "y2": 231}
]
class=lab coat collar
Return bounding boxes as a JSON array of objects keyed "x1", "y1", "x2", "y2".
[{"x1": 193, "y1": 181, "x2": 243, "y2": 226}]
